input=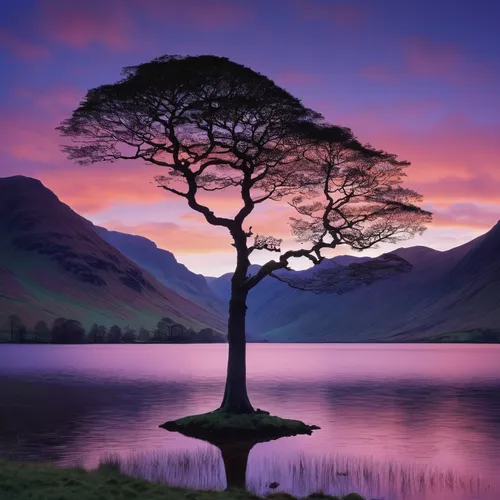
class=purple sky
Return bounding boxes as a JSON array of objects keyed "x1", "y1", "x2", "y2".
[{"x1": 1, "y1": 0, "x2": 499, "y2": 275}]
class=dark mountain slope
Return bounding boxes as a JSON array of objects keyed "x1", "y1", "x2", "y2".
[
  {"x1": 0, "y1": 176, "x2": 226, "y2": 332},
  {"x1": 95, "y1": 227, "x2": 226, "y2": 315},
  {"x1": 206, "y1": 226, "x2": 498, "y2": 341}
]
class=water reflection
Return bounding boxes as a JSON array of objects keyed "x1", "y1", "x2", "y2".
[
  {"x1": 107, "y1": 444, "x2": 491, "y2": 500},
  {"x1": 1, "y1": 344, "x2": 500, "y2": 500}
]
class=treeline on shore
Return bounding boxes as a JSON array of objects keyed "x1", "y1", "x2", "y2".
[{"x1": 1, "y1": 314, "x2": 225, "y2": 344}]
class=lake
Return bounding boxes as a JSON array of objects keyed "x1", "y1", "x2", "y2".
[{"x1": 1, "y1": 344, "x2": 499, "y2": 500}]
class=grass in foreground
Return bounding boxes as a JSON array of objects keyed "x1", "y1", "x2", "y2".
[{"x1": 0, "y1": 460, "x2": 364, "y2": 500}]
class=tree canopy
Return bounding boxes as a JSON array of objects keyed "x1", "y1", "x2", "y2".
[{"x1": 58, "y1": 54, "x2": 431, "y2": 291}]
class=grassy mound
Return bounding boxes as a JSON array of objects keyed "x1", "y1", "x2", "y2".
[
  {"x1": 0, "y1": 460, "x2": 363, "y2": 500},
  {"x1": 159, "y1": 410, "x2": 320, "y2": 441}
]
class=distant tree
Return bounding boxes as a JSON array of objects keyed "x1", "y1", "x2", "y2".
[
  {"x1": 34, "y1": 320, "x2": 50, "y2": 342},
  {"x1": 107, "y1": 324, "x2": 123, "y2": 343},
  {"x1": 198, "y1": 328, "x2": 225, "y2": 343},
  {"x1": 97, "y1": 325, "x2": 107, "y2": 342},
  {"x1": 154, "y1": 317, "x2": 175, "y2": 341},
  {"x1": 122, "y1": 326, "x2": 137, "y2": 343},
  {"x1": 18, "y1": 323, "x2": 27, "y2": 343},
  {"x1": 8, "y1": 314, "x2": 21, "y2": 342},
  {"x1": 87, "y1": 323, "x2": 99, "y2": 343},
  {"x1": 51, "y1": 318, "x2": 85, "y2": 344},
  {"x1": 58, "y1": 54, "x2": 432, "y2": 414},
  {"x1": 88, "y1": 323, "x2": 107, "y2": 343},
  {"x1": 138, "y1": 327, "x2": 150, "y2": 342},
  {"x1": 186, "y1": 328, "x2": 197, "y2": 342},
  {"x1": 170, "y1": 323, "x2": 187, "y2": 342}
]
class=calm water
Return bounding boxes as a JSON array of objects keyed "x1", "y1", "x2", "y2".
[{"x1": 1, "y1": 344, "x2": 499, "y2": 500}]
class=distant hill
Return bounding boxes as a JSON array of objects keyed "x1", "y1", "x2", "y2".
[
  {"x1": 0, "y1": 176, "x2": 226, "y2": 332},
  {"x1": 95, "y1": 227, "x2": 226, "y2": 315},
  {"x1": 207, "y1": 225, "x2": 500, "y2": 342},
  {"x1": 2, "y1": 174, "x2": 498, "y2": 343},
  {"x1": 205, "y1": 264, "x2": 262, "y2": 300}
]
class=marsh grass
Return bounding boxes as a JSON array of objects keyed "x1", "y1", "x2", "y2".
[
  {"x1": 0, "y1": 459, "x2": 356, "y2": 500},
  {"x1": 102, "y1": 449, "x2": 492, "y2": 500},
  {"x1": 117, "y1": 447, "x2": 226, "y2": 490},
  {"x1": 250, "y1": 454, "x2": 492, "y2": 499},
  {"x1": 97, "y1": 452, "x2": 122, "y2": 473}
]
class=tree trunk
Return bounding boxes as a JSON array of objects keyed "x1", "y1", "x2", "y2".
[
  {"x1": 217, "y1": 440, "x2": 255, "y2": 490},
  {"x1": 220, "y1": 291, "x2": 254, "y2": 413}
]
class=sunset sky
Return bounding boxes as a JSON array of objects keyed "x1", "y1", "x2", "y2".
[{"x1": 1, "y1": 0, "x2": 499, "y2": 275}]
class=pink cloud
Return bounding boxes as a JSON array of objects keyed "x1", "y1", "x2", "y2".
[
  {"x1": 0, "y1": 114, "x2": 61, "y2": 164},
  {"x1": 39, "y1": 0, "x2": 135, "y2": 50},
  {"x1": 0, "y1": 85, "x2": 85, "y2": 164},
  {"x1": 0, "y1": 29, "x2": 50, "y2": 60},
  {"x1": 409, "y1": 175, "x2": 500, "y2": 206},
  {"x1": 102, "y1": 204, "x2": 300, "y2": 258},
  {"x1": 14, "y1": 85, "x2": 84, "y2": 113},
  {"x1": 35, "y1": 0, "x2": 252, "y2": 50},
  {"x1": 104, "y1": 220, "x2": 232, "y2": 254},
  {"x1": 431, "y1": 203, "x2": 500, "y2": 230},
  {"x1": 323, "y1": 107, "x2": 500, "y2": 184},
  {"x1": 37, "y1": 165, "x2": 168, "y2": 213},
  {"x1": 404, "y1": 37, "x2": 463, "y2": 78}
]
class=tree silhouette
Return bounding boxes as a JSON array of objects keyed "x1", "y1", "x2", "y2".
[
  {"x1": 88, "y1": 323, "x2": 107, "y2": 343},
  {"x1": 138, "y1": 327, "x2": 150, "y2": 342},
  {"x1": 51, "y1": 318, "x2": 85, "y2": 344},
  {"x1": 107, "y1": 325, "x2": 123, "y2": 343},
  {"x1": 122, "y1": 325, "x2": 137, "y2": 343},
  {"x1": 8, "y1": 314, "x2": 22, "y2": 342},
  {"x1": 154, "y1": 317, "x2": 174, "y2": 341},
  {"x1": 58, "y1": 55, "x2": 431, "y2": 414},
  {"x1": 18, "y1": 324, "x2": 27, "y2": 343},
  {"x1": 34, "y1": 320, "x2": 50, "y2": 342}
]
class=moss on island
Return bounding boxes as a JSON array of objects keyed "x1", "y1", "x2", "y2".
[
  {"x1": 0, "y1": 460, "x2": 364, "y2": 500},
  {"x1": 159, "y1": 409, "x2": 320, "y2": 442}
]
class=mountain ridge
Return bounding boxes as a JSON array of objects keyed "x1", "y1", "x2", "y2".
[
  {"x1": 206, "y1": 224, "x2": 499, "y2": 342},
  {"x1": 95, "y1": 226, "x2": 226, "y2": 315},
  {"x1": 0, "y1": 175, "x2": 226, "y2": 332},
  {"x1": 2, "y1": 175, "x2": 498, "y2": 343}
]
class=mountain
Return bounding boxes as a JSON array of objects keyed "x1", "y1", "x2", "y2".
[
  {"x1": 95, "y1": 227, "x2": 226, "y2": 314},
  {"x1": 207, "y1": 256, "x2": 372, "y2": 302},
  {"x1": 3, "y1": 174, "x2": 498, "y2": 343},
  {"x1": 0, "y1": 176, "x2": 226, "y2": 332},
  {"x1": 205, "y1": 255, "x2": 371, "y2": 302},
  {"x1": 206, "y1": 264, "x2": 262, "y2": 300},
  {"x1": 207, "y1": 225, "x2": 499, "y2": 342}
]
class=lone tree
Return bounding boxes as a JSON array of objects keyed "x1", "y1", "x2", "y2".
[{"x1": 58, "y1": 55, "x2": 431, "y2": 420}]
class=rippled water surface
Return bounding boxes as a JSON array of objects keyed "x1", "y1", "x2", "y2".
[{"x1": 1, "y1": 344, "x2": 499, "y2": 500}]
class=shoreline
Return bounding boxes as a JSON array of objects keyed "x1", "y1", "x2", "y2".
[{"x1": 0, "y1": 460, "x2": 364, "y2": 500}]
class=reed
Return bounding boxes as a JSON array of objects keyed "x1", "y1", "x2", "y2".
[{"x1": 99, "y1": 448, "x2": 492, "y2": 500}]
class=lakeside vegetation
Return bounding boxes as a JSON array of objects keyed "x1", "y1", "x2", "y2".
[
  {"x1": 0, "y1": 314, "x2": 225, "y2": 344},
  {"x1": 0, "y1": 460, "x2": 364, "y2": 500},
  {"x1": 106, "y1": 448, "x2": 490, "y2": 499}
]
